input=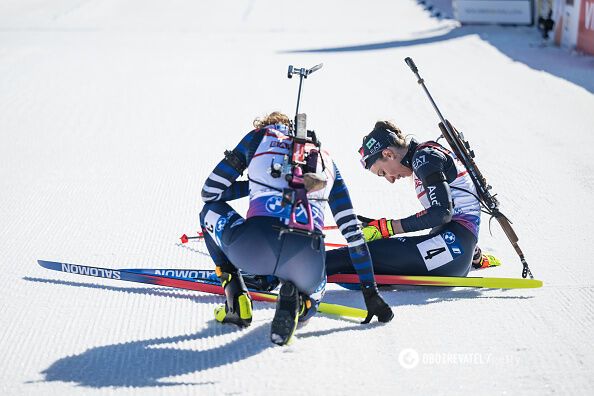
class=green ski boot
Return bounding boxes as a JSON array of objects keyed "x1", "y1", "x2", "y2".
[{"x1": 213, "y1": 267, "x2": 252, "y2": 328}]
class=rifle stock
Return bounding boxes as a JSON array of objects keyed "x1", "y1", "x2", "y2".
[{"x1": 494, "y1": 212, "x2": 520, "y2": 245}]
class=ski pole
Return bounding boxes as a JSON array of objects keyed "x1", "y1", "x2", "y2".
[
  {"x1": 180, "y1": 233, "x2": 203, "y2": 244},
  {"x1": 180, "y1": 225, "x2": 339, "y2": 244}
]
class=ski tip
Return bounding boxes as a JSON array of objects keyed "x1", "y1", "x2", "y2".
[
  {"x1": 180, "y1": 234, "x2": 188, "y2": 244},
  {"x1": 37, "y1": 259, "x2": 57, "y2": 269}
]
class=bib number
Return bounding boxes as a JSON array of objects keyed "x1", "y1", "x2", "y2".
[
  {"x1": 424, "y1": 247, "x2": 446, "y2": 260},
  {"x1": 417, "y1": 235, "x2": 454, "y2": 271}
]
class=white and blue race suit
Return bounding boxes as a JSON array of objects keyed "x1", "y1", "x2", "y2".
[{"x1": 199, "y1": 123, "x2": 379, "y2": 299}]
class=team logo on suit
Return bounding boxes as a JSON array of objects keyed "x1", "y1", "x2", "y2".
[
  {"x1": 443, "y1": 231, "x2": 456, "y2": 244},
  {"x1": 265, "y1": 196, "x2": 285, "y2": 214}
]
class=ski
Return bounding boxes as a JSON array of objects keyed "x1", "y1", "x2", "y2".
[
  {"x1": 121, "y1": 268, "x2": 542, "y2": 289},
  {"x1": 36, "y1": 260, "x2": 367, "y2": 319},
  {"x1": 123, "y1": 268, "x2": 218, "y2": 280},
  {"x1": 329, "y1": 274, "x2": 543, "y2": 289}
]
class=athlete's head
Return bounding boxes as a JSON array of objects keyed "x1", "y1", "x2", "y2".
[
  {"x1": 358, "y1": 121, "x2": 414, "y2": 183},
  {"x1": 253, "y1": 111, "x2": 290, "y2": 129}
]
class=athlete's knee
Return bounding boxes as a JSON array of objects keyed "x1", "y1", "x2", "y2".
[
  {"x1": 199, "y1": 202, "x2": 216, "y2": 227},
  {"x1": 199, "y1": 202, "x2": 239, "y2": 229}
]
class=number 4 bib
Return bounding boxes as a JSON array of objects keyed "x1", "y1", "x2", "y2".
[{"x1": 416, "y1": 235, "x2": 455, "y2": 271}]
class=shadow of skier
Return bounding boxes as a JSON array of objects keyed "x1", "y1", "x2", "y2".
[
  {"x1": 39, "y1": 321, "x2": 273, "y2": 388},
  {"x1": 38, "y1": 318, "x2": 384, "y2": 389}
]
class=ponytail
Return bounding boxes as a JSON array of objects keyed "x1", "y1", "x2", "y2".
[{"x1": 373, "y1": 121, "x2": 407, "y2": 149}]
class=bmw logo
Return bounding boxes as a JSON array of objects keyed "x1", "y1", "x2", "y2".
[
  {"x1": 215, "y1": 217, "x2": 228, "y2": 232},
  {"x1": 443, "y1": 231, "x2": 456, "y2": 244},
  {"x1": 265, "y1": 196, "x2": 285, "y2": 214}
]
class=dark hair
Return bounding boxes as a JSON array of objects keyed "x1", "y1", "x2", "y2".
[
  {"x1": 359, "y1": 120, "x2": 409, "y2": 169},
  {"x1": 373, "y1": 121, "x2": 407, "y2": 149}
]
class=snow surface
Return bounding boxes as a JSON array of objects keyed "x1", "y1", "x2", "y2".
[{"x1": 1, "y1": 0, "x2": 593, "y2": 395}]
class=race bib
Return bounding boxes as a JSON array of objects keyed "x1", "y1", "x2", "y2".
[{"x1": 416, "y1": 235, "x2": 454, "y2": 271}]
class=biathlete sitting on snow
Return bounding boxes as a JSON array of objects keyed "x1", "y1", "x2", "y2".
[
  {"x1": 199, "y1": 112, "x2": 393, "y2": 345},
  {"x1": 326, "y1": 121, "x2": 499, "y2": 278}
]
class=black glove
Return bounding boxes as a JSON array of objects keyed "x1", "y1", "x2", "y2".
[
  {"x1": 357, "y1": 215, "x2": 375, "y2": 227},
  {"x1": 361, "y1": 284, "x2": 394, "y2": 324}
]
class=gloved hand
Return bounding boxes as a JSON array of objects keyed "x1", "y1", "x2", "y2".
[
  {"x1": 357, "y1": 215, "x2": 394, "y2": 242},
  {"x1": 361, "y1": 284, "x2": 394, "y2": 324}
]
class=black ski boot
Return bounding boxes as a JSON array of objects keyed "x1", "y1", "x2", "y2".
[
  {"x1": 297, "y1": 293, "x2": 317, "y2": 329},
  {"x1": 270, "y1": 281, "x2": 300, "y2": 346},
  {"x1": 214, "y1": 267, "x2": 252, "y2": 328}
]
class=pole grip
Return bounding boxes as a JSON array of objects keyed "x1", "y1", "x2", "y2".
[
  {"x1": 404, "y1": 57, "x2": 418, "y2": 73},
  {"x1": 308, "y1": 63, "x2": 323, "y2": 74}
]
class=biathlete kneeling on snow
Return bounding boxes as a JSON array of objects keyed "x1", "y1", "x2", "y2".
[
  {"x1": 326, "y1": 121, "x2": 498, "y2": 278},
  {"x1": 199, "y1": 112, "x2": 393, "y2": 345}
]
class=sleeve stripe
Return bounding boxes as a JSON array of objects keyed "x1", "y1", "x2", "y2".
[
  {"x1": 202, "y1": 185, "x2": 224, "y2": 194},
  {"x1": 347, "y1": 238, "x2": 365, "y2": 248},
  {"x1": 205, "y1": 178, "x2": 229, "y2": 191},
  {"x1": 346, "y1": 235, "x2": 364, "y2": 245},
  {"x1": 201, "y1": 192, "x2": 219, "y2": 202},
  {"x1": 208, "y1": 173, "x2": 232, "y2": 187},
  {"x1": 339, "y1": 219, "x2": 358, "y2": 232},
  {"x1": 342, "y1": 229, "x2": 360, "y2": 240},
  {"x1": 333, "y1": 209, "x2": 355, "y2": 223}
]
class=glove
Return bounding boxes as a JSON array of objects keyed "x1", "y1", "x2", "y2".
[
  {"x1": 357, "y1": 215, "x2": 394, "y2": 242},
  {"x1": 361, "y1": 284, "x2": 394, "y2": 324}
]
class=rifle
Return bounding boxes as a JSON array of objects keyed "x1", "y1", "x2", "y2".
[
  {"x1": 276, "y1": 64, "x2": 326, "y2": 241},
  {"x1": 404, "y1": 57, "x2": 534, "y2": 279}
]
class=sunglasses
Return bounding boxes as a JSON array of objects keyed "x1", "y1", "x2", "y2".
[
  {"x1": 359, "y1": 148, "x2": 386, "y2": 170},
  {"x1": 358, "y1": 147, "x2": 369, "y2": 168}
]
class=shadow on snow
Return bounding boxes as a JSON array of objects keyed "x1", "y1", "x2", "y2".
[
  {"x1": 25, "y1": 276, "x2": 533, "y2": 388},
  {"x1": 283, "y1": 25, "x2": 594, "y2": 94}
]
